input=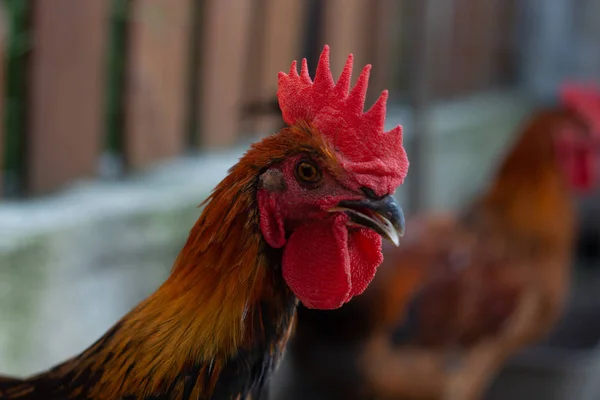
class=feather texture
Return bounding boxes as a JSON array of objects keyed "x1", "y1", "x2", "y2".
[{"x1": 0, "y1": 124, "x2": 343, "y2": 400}]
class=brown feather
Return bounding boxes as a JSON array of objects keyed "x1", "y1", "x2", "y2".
[{"x1": 1, "y1": 122, "x2": 339, "y2": 400}]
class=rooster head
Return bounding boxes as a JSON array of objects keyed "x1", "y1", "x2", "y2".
[
  {"x1": 556, "y1": 83, "x2": 600, "y2": 193},
  {"x1": 251, "y1": 45, "x2": 409, "y2": 310}
]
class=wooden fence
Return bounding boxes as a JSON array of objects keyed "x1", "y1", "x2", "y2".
[{"x1": 0, "y1": 0, "x2": 519, "y2": 199}]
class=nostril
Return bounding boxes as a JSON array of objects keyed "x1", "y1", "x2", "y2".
[{"x1": 361, "y1": 186, "x2": 384, "y2": 200}]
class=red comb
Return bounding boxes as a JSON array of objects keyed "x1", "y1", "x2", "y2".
[
  {"x1": 277, "y1": 45, "x2": 408, "y2": 195},
  {"x1": 560, "y1": 83, "x2": 600, "y2": 136},
  {"x1": 558, "y1": 83, "x2": 600, "y2": 192}
]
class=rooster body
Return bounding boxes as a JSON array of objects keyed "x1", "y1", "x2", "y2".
[
  {"x1": 0, "y1": 46, "x2": 409, "y2": 400},
  {"x1": 358, "y1": 108, "x2": 586, "y2": 400}
]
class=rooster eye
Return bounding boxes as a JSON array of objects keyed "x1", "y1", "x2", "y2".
[{"x1": 295, "y1": 161, "x2": 322, "y2": 185}]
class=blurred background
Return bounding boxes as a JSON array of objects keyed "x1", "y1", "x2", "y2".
[{"x1": 0, "y1": 0, "x2": 599, "y2": 399}]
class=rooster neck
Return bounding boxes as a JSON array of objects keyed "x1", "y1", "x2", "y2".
[{"x1": 22, "y1": 168, "x2": 298, "y2": 399}]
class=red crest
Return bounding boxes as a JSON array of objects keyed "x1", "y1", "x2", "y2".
[{"x1": 277, "y1": 45, "x2": 409, "y2": 195}]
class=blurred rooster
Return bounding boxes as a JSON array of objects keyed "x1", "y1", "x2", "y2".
[
  {"x1": 0, "y1": 46, "x2": 409, "y2": 400},
  {"x1": 272, "y1": 85, "x2": 600, "y2": 400}
]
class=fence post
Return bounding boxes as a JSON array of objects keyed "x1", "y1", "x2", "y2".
[
  {"x1": 320, "y1": 0, "x2": 401, "y2": 107},
  {"x1": 364, "y1": 0, "x2": 402, "y2": 105},
  {"x1": 406, "y1": 0, "x2": 444, "y2": 214},
  {"x1": 27, "y1": 0, "x2": 110, "y2": 195},
  {"x1": 320, "y1": 0, "x2": 371, "y2": 84},
  {"x1": 241, "y1": 0, "x2": 307, "y2": 137},
  {"x1": 123, "y1": 0, "x2": 193, "y2": 170},
  {"x1": 198, "y1": 0, "x2": 253, "y2": 148},
  {"x1": 0, "y1": 5, "x2": 5, "y2": 198}
]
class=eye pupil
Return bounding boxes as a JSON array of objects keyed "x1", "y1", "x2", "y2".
[{"x1": 302, "y1": 165, "x2": 314, "y2": 178}]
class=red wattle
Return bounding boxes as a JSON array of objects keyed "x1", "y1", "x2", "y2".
[
  {"x1": 257, "y1": 190, "x2": 287, "y2": 248},
  {"x1": 346, "y1": 228, "x2": 383, "y2": 300},
  {"x1": 282, "y1": 213, "x2": 382, "y2": 309},
  {"x1": 571, "y1": 148, "x2": 594, "y2": 192}
]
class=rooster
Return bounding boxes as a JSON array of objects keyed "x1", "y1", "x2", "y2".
[
  {"x1": 0, "y1": 45, "x2": 409, "y2": 400},
  {"x1": 273, "y1": 85, "x2": 600, "y2": 400}
]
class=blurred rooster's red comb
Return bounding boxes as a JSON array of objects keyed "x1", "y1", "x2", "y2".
[
  {"x1": 560, "y1": 83, "x2": 600, "y2": 136},
  {"x1": 277, "y1": 45, "x2": 408, "y2": 195}
]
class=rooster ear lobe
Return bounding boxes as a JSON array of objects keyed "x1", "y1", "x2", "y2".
[{"x1": 257, "y1": 190, "x2": 287, "y2": 248}]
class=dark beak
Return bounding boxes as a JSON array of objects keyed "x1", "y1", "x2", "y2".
[{"x1": 329, "y1": 195, "x2": 405, "y2": 247}]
